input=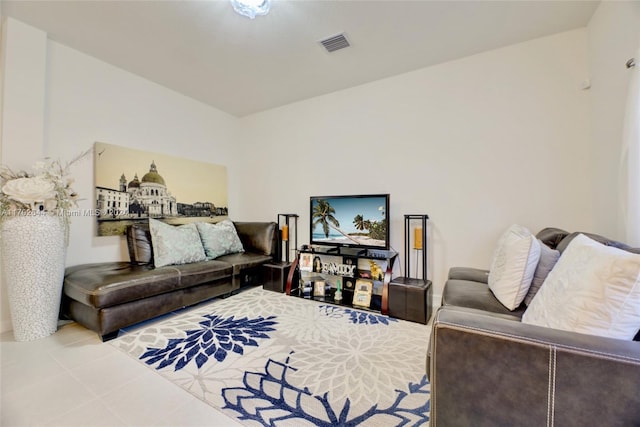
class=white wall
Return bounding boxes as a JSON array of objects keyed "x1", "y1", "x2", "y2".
[
  {"x1": 0, "y1": 19, "x2": 47, "y2": 169},
  {"x1": 0, "y1": 17, "x2": 240, "y2": 332},
  {"x1": 2, "y1": 4, "x2": 634, "y2": 332},
  {"x1": 587, "y1": 0, "x2": 640, "y2": 241},
  {"x1": 0, "y1": 18, "x2": 50, "y2": 334},
  {"x1": 238, "y1": 29, "x2": 593, "y2": 299},
  {"x1": 45, "y1": 41, "x2": 239, "y2": 266}
]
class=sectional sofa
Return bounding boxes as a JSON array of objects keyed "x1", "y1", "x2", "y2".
[{"x1": 61, "y1": 220, "x2": 278, "y2": 341}]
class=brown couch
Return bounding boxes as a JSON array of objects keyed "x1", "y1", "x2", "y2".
[
  {"x1": 61, "y1": 221, "x2": 278, "y2": 341},
  {"x1": 427, "y1": 228, "x2": 640, "y2": 426}
]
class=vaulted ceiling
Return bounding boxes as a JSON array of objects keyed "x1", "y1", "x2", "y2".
[{"x1": 1, "y1": 1, "x2": 600, "y2": 117}]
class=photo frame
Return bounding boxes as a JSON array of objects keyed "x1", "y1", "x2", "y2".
[
  {"x1": 344, "y1": 278, "x2": 355, "y2": 290},
  {"x1": 314, "y1": 280, "x2": 326, "y2": 297},
  {"x1": 352, "y1": 279, "x2": 373, "y2": 308},
  {"x1": 313, "y1": 256, "x2": 323, "y2": 273},
  {"x1": 299, "y1": 253, "x2": 313, "y2": 272},
  {"x1": 299, "y1": 280, "x2": 312, "y2": 297},
  {"x1": 357, "y1": 259, "x2": 387, "y2": 281}
]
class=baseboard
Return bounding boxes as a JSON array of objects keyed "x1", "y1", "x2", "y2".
[
  {"x1": 433, "y1": 293, "x2": 442, "y2": 310},
  {"x1": 0, "y1": 319, "x2": 13, "y2": 335}
]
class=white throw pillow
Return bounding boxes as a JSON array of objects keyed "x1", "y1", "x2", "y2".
[
  {"x1": 522, "y1": 234, "x2": 640, "y2": 340},
  {"x1": 488, "y1": 224, "x2": 541, "y2": 311}
]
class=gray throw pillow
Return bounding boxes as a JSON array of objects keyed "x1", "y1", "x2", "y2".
[
  {"x1": 524, "y1": 239, "x2": 560, "y2": 306},
  {"x1": 149, "y1": 219, "x2": 207, "y2": 267},
  {"x1": 196, "y1": 220, "x2": 245, "y2": 259}
]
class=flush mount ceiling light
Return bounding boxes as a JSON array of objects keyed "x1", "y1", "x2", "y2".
[{"x1": 230, "y1": 0, "x2": 271, "y2": 19}]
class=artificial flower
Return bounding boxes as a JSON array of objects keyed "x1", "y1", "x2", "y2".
[
  {"x1": 0, "y1": 148, "x2": 92, "y2": 226},
  {"x1": 2, "y1": 176, "x2": 57, "y2": 208}
]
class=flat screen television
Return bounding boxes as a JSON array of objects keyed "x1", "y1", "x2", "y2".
[{"x1": 310, "y1": 194, "x2": 390, "y2": 250}]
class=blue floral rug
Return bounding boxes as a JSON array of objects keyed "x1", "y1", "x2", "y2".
[{"x1": 111, "y1": 287, "x2": 431, "y2": 426}]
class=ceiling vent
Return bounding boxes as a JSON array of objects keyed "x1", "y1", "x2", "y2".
[{"x1": 319, "y1": 33, "x2": 350, "y2": 53}]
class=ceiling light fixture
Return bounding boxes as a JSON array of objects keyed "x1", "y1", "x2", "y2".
[{"x1": 230, "y1": 0, "x2": 271, "y2": 19}]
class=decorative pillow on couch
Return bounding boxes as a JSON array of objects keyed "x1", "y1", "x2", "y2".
[
  {"x1": 148, "y1": 219, "x2": 207, "y2": 267},
  {"x1": 196, "y1": 220, "x2": 245, "y2": 260},
  {"x1": 523, "y1": 240, "x2": 560, "y2": 306},
  {"x1": 522, "y1": 233, "x2": 640, "y2": 340},
  {"x1": 488, "y1": 224, "x2": 541, "y2": 311}
]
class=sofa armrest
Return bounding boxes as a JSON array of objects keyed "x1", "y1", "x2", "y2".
[
  {"x1": 233, "y1": 221, "x2": 278, "y2": 259},
  {"x1": 429, "y1": 306, "x2": 640, "y2": 426},
  {"x1": 447, "y1": 267, "x2": 489, "y2": 283}
]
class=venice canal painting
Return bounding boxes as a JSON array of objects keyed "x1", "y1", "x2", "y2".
[{"x1": 94, "y1": 142, "x2": 228, "y2": 236}]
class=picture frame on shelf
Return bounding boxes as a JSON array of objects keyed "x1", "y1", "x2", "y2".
[
  {"x1": 302, "y1": 280, "x2": 312, "y2": 297},
  {"x1": 344, "y1": 278, "x2": 355, "y2": 290},
  {"x1": 356, "y1": 279, "x2": 373, "y2": 293},
  {"x1": 368, "y1": 259, "x2": 386, "y2": 281},
  {"x1": 357, "y1": 259, "x2": 387, "y2": 281},
  {"x1": 313, "y1": 256, "x2": 323, "y2": 273},
  {"x1": 300, "y1": 253, "x2": 313, "y2": 271},
  {"x1": 353, "y1": 279, "x2": 373, "y2": 308},
  {"x1": 314, "y1": 280, "x2": 326, "y2": 297},
  {"x1": 344, "y1": 257, "x2": 356, "y2": 265}
]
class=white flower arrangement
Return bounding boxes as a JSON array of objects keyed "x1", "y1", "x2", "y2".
[{"x1": 0, "y1": 148, "x2": 92, "y2": 224}]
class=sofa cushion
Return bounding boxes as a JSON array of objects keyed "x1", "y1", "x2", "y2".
[
  {"x1": 556, "y1": 231, "x2": 640, "y2": 254},
  {"x1": 488, "y1": 224, "x2": 541, "y2": 311},
  {"x1": 523, "y1": 234, "x2": 640, "y2": 340},
  {"x1": 216, "y1": 252, "x2": 273, "y2": 275},
  {"x1": 448, "y1": 267, "x2": 489, "y2": 284},
  {"x1": 149, "y1": 219, "x2": 207, "y2": 267},
  {"x1": 126, "y1": 222, "x2": 153, "y2": 265},
  {"x1": 196, "y1": 220, "x2": 245, "y2": 259},
  {"x1": 64, "y1": 262, "x2": 178, "y2": 308},
  {"x1": 442, "y1": 279, "x2": 526, "y2": 319},
  {"x1": 523, "y1": 240, "x2": 560, "y2": 306},
  {"x1": 127, "y1": 220, "x2": 278, "y2": 265},
  {"x1": 171, "y1": 260, "x2": 234, "y2": 287},
  {"x1": 535, "y1": 227, "x2": 570, "y2": 250},
  {"x1": 63, "y1": 261, "x2": 233, "y2": 309}
]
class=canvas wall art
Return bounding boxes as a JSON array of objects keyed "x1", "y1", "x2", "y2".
[{"x1": 94, "y1": 142, "x2": 228, "y2": 236}]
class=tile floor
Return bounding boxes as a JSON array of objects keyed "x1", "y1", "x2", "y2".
[{"x1": 1, "y1": 315, "x2": 244, "y2": 426}]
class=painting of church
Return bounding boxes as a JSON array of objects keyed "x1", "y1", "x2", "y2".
[
  {"x1": 94, "y1": 142, "x2": 228, "y2": 236},
  {"x1": 122, "y1": 161, "x2": 178, "y2": 217}
]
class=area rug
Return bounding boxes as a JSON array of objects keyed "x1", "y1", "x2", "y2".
[{"x1": 111, "y1": 287, "x2": 431, "y2": 426}]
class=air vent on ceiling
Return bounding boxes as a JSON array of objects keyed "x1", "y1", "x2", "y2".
[{"x1": 319, "y1": 33, "x2": 350, "y2": 53}]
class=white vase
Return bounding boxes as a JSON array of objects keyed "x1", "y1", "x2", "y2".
[{"x1": 1, "y1": 215, "x2": 67, "y2": 341}]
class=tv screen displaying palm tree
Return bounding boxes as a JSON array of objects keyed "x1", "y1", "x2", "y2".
[{"x1": 310, "y1": 194, "x2": 390, "y2": 250}]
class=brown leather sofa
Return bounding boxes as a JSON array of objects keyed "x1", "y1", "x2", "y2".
[
  {"x1": 427, "y1": 228, "x2": 640, "y2": 426},
  {"x1": 62, "y1": 221, "x2": 278, "y2": 341}
]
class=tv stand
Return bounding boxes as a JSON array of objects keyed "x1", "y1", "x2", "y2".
[{"x1": 286, "y1": 246, "x2": 398, "y2": 315}]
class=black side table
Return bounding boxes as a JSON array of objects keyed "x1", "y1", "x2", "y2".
[{"x1": 261, "y1": 262, "x2": 292, "y2": 293}]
